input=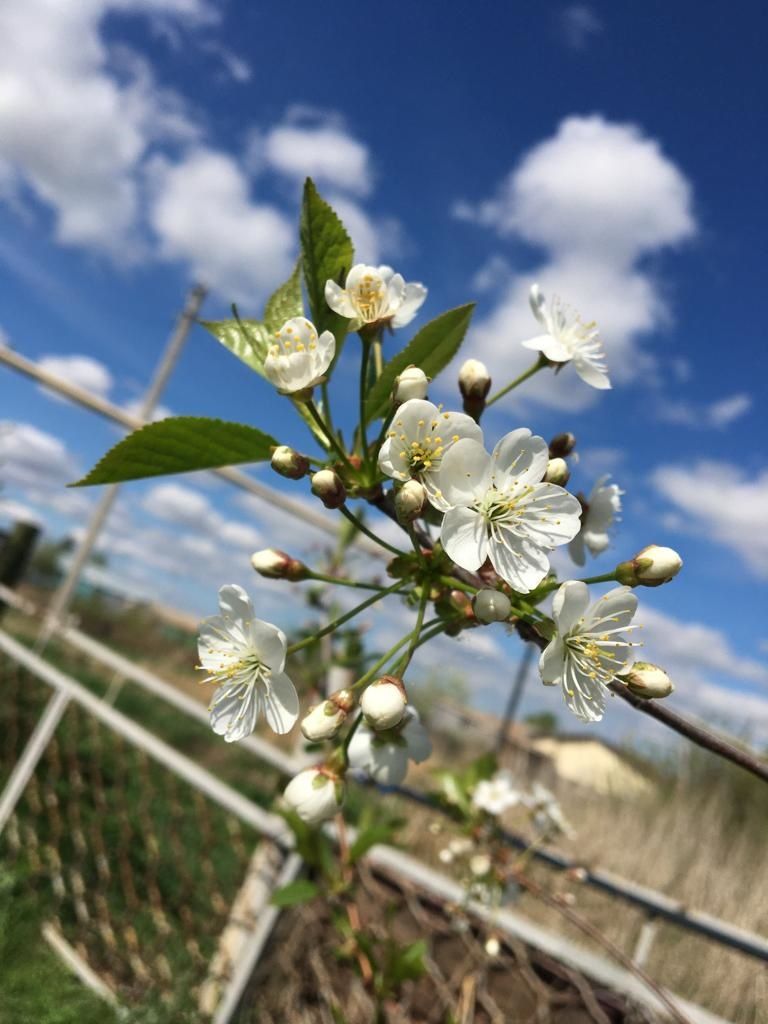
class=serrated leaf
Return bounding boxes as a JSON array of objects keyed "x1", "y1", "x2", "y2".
[
  {"x1": 364, "y1": 304, "x2": 476, "y2": 423},
  {"x1": 71, "y1": 417, "x2": 278, "y2": 486},
  {"x1": 264, "y1": 261, "x2": 304, "y2": 333},
  {"x1": 270, "y1": 879, "x2": 320, "y2": 908},
  {"x1": 200, "y1": 316, "x2": 272, "y2": 377},
  {"x1": 300, "y1": 178, "x2": 353, "y2": 345}
]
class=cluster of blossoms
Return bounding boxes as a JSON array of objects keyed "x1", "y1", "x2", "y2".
[{"x1": 187, "y1": 202, "x2": 683, "y2": 828}]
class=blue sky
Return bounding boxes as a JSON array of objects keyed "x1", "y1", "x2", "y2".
[{"x1": 1, "y1": 0, "x2": 766, "y2": 743}]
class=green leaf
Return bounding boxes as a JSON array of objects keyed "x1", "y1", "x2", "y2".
[
  {"x1": 270, "y1": 879, "x2": 320, "y2": 908},
  {"x1": 300, "y1": 178, "x2": 353, "y2": 343},
  {"x1": 71, "y1": 417, "x2": 278, "y2": 486},
  {"x1": 349, "y1": 818, "x2": 403, "y2": 864},
  {"x1": 200, "y1": 315, "x2": 272, "y2": 377},
  {"x1": 364, "y1": 303, "x2": 476, "y2": 423},
  {"x1": 264, "y1": 261, "x2": 304, "y2": 333}
]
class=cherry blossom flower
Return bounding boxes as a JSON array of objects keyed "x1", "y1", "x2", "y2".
[
  {"x1": 198, "y1": 584, "x2": 299, "y2": 741},
  {"x1": 378, "y1": 399, "x2": 483, "y2": 511},
  {"x1": 570, "y1": 475, "x2": 623, "y2": 566},
  {"x1": 538, "y1": 581, "x2": 639, "y2": 722},
  {"x1": 263, "y1": 317, "x2": 335, "y2": 394},
  {"x1": 347, "y1": 707, "x2": 432, "y2": 785},
  {"x1": 472, "y1": 771, "x2": 524, "y2": 816},
  {"x1": 438, "y1": 430, "x2": 582, "y2": 592},
  {"x1": 522, "y1": 284, "x2": 610, "y2": 390},
  {"x1": 325, "y1": 264, "x2": 426, "y2": 331}
]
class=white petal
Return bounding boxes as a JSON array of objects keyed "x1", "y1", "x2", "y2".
[
  {"x1": 218, "y1": 585, "x2": 254, "y2": 635},
  {"x1": 584, "y1": 586, "x2": 637, "y2": 633},
  {"x1": 377, "y1": 436, "x2": 409, "y2": 481},
  {"x1": 261, "y1": 671, "x2": 299, "y2": 734},
  {"x1": 324, "y1": 279, "x2": 356, "y2": 318},
  {"x1": 442, "y1": 507, "x2": 488, "y2": 571},
  {"x1": 573, "y1": 354, "x2": 611, "y2": 390},
  {"x1": 403, "y1": 709, "x2": 432, "y2": 762},
  {"x1": 569, "y1": 531, "x2": 587, "y2": 567},
  {"x1": 490, "y1": 430, "x2": 548, "y2": 490},
  {"x1": 438, "y1": 439, "x2": 492, "y2": 507},
  {"x1": 586, "y1": 478, "x2": 621, "y2": 532},
  {"x1": 521, "y1": 334, "x2": 571, "y2": 362},
  {"x1": 246, "y1": 619, "x2": 287, "y2": 672},
  {"x1": 539, "y1": 636, "x2": 564, "y2": 685},
  {"x1": 515, "y1": 485, "x2": 582, "y2": 545},
  {"x1": 315, "y1": 330, "x2": 336, "y2": 372},
  {"x1": 529, "y1": 283, "x2": 548, "y2": 326},
  {"x1": 583, "y1": 530, "x2": 611, "y2": 556},
  {"x1": 391, "y1": 398, "x2": 438, "y2": 438},
  {"x1": 198, "y1": 615, "x2": 240, "y2": 670},
  {"x1": 391, "y1": 282, "x2": 427, "y2": 327},
  {"x1": 210, "y1": 683, "x2": 259, "y2": 743},
  {"x1": 488, "y1": 532, "x2": 549, "y2": 593},
  {"x1": 385, "y1": 272, "x2": 406, "y2": 314},
  {"x1": 553, "y1": 581, "x2": 590, "y2": 634},
  {"x1": 562, "y1": 659, "x2": 606, "y2": 722}
]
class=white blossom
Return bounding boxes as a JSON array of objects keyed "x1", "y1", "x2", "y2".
[
  {"x1": 378, "y1": 399, "x2": 483, "y2": 511},
  {"x1": 283, "y1": 767, "x2": 343, "y2": 825},
  {"x1": 539, "y1": 581, "x2": 639, "y2": 722},
  {"x1": 438, "y1": 430, "x2": 582, "y2": 593},
  {"x1": 360, "y1": 677, "x2": 407, "y2": 730},
  {"x1": 347, "y1": 707, "x2": 432, "y2": 785},
  {"x1": 522, "y1": 284, "x2": 610, "y2": 390},
  {"x1": 525, "y1": 783, "x2": 574, "y2": 838},
  {"x1": 325, "y1": 264, "x2": 426, "y2": 331},
  {"x1": 393, "y1": 365, "x2": 429, "y2": 404},
  {"x1": 570, "y1": 475, "x2": 623, "y2": 566},
  {"x1": 198, "y1": 585, "x2": 299, "y2": 741},
  {"x1": 263, "y1": 317, "x2": 335, "y2": 394},
  {"x1": 472, "y1": 771, "x2": 524, "y2": 816}
]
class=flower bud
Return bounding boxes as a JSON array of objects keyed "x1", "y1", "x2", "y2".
[
  {"x1": 544, "y1": 457, "x2": 570, "y2": 486},
  {"x1": 469, "y1": 853, "x2": 492, "y2": 877},
  {"x1": 616, "y1": 545, "x2": 683, "y2": 587},
  {"x1": 283, "y1": 767, "x2": 343, "y2": 825},
  {"x1": 549, "y1": 432, "x2": 576, "y2": 458},
  {"x1": 395, "y1": 480, "x2": 426, "y2": 523},
  {"x1": 300, "y1": 689, "x2": 354, "y2": 741},
  {"x1": 393, "y1": 365, "x2": 429, "y2": 404},
  {"x1": 622, "y1": 662, "x2": 674, "y2": 699},
  {"x1": 360, "y1": 675, "x2": 407, "y2": 730},
  {"x1": 473, "y1": 589, "x2": 512, "y2": 623},
  {"x1": 458, "y1": 359, "x2": 492, "y2": 419},
  {"x1": 251, "y1": 548, "x2": 309, "y2": 581},
  {"x1": 271, "y1": 445, "x2": 310, "y2": 480},
  {"x1": 484, "y1": 936, "x2": 501, "y2": 957},
  {"x1": 310, "y1": 469, "x2": 346, "y2": 509}
]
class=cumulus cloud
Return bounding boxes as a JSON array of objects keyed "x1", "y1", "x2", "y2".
[
  {"x1": 148, "y1": 148, "x2": 295, "y2": 302},
  {"x1": 143, "y1": 481, "x2": 263, "y2": 550},
  {"x1": 657, "y1": 392, "x2": 753, "y2": 429},
  {"x1": 0, "y1": 0, "x2": 203, "y2": 257},
  {"x1": 37, "y1": 354, "x2": 114, "y2": 401},
  {"x1": 652, "y1": 461, "x2": 768, "y2": 577},
  {"x1": 0, "y1": 420, "x2": 80, "y2": 489},
  {"x1": 455, "y1": 116, "x2": 696, "y2": 410},
  {"x1": 261, "y1": 122, "x2": 372, "y2": 197}
]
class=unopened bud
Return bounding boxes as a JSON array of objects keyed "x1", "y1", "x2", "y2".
[
  {"x1": 622, "y1": 662, "x2": 674, "y2": 699},
  {"x1": 360, "y1": 675, "x2": 407, "y2": 730},
  {"x1": 473, "y1": 589, "x2": 512, "y2": 623},
  {"x1": 616, "y1": 545, "x2": 683, "y2": 588},
  {"x1": 283, "y1": 767, "x2": 344, "y2": 825},
  {"x1": 271, "y1": 445, "x2": 310, "y2": 480},
  {"x1": 251, "y1": 548, "x2": 309, "y2": 581},
  {"x1": 300, "y1": 690, "x2": 354, "y2": 741},
  {"x1": 311, "y1": 469, "x2": 346, "y2": 509},
  {"x1": 484, "y1": 936, "x2": 501, "y2": 957},
  {"x1": 393, "y1": 365, "x2": 429, "y2": 404},
  {"x1": 549, "y1": 432, "x2": 576, "y2": 458},
  {"x1": 469, "y1": 853, "x2": 492, "y2": 877},
  {"x1": 544, "y1": 457, "x2": 570, "y2": 486},
  {"x1": 459, "y1": 359, "x2": 491, "y2": 419},
  {"x1": 395, "y1": 480, "x2": 426, "y2": 523}
]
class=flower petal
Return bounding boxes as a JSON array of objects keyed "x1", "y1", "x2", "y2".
[
  {"x1": 490, "y1": 430, "x2": 548, "y2": 490},
  {"x1": 261, "y1": 671, "x2": 299, "y2": 734},
  {"x1": 552, "y1": 581, "x2": 590, "y2": 634},
  {"x1": 562, "y1": 659, "x2": 606, "y2": 722},
  {"x1": 198, "y1": 615, "x2": 240, "y2": 670},
  {"x1": 391, "y1": 282, "x2": 427, "y2": 328},
  {"x1": 218, "y1": 585, "x2": 254, "y2": 636},
  {"x1": 438, "y1": 439, "x2": 492, "y2": 508},
  {"x1": 529, "y1": 283, "x2": 548, "y2": 326},
  {"x1": 488, "y1": 532, "x2": 549, "y2": 593},
  {"x1": 569, "y1": 531, "x2": 587, "y2": 567},
  {"x1": 324, "y1": 279, "x2": 356, "y2": 318},
  {"x1": 521, "y1": 333, "x2": 571, "y2": 362},
  {"x1": 514, "y1": 484, "x2": 582, "y2": 546},
  {"x1": 573, "y1": 354, "x2": 611, "y2": 390},
  {"x1": 209, "y1": 683, "x2": 259, "y2": 743},
  {"x1": 403, "y1": 709, "x2": 432, "y2": 763},
  {"x1": 584, "y1": 586, "x2": 637, "y2": 633},
  {"x1": 539, "y1": 636, "x2": 565, "y2": 685},
  {"x1": 442, "y1": 507, "x2": 488, "y2": 571},
  {"x1": 246, "y1": 619, "x2": 287, "y2": 672}
]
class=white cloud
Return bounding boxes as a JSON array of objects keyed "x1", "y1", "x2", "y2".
[
  {"x1": 652, "y1": 461, "x2": 768, "y2": 577},
  {"x1": 0, "y1": 0, "x2": 203, "y2": 257},
  {"x1": 559, "y1": 5, "x2": 604, "y2": 50},
  {"x1": 657, "y1": 392, "x2": 752, "y2": 429},
  {"x1": 199, "y1": 40, "x2": 252, "y2": 83},
  {"x1": 455, "y1": 116, "x2": 696, "y2": 410},
  {"x1": 0, "y1": 420, "x2": 80, "y2": 489},
  {"x1": 262, "y1": 123, "x2": 373, "y2": 197},
  {"x1": 37, "y1": 354, "x2": 114, "y2": 401},
  {"x1": 143, "y1": 481, "x2": 264, "y2": 550},
  {"x1": 148, "y1": 148, "x2": 295, "y2": 303}
]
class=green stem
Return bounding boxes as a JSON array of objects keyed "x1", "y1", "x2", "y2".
[
  {"x1": 438, "y1": 575, "x2": 479, "y2": 595},
  {"x1": 578, "y1": 571, "x2": 619, "y2": 586},
  {"x1": 395, "y1": 587, "x2": 430, "y2": 675},
  {"x1": 359, "y1": 338, "x2": 372, "y2": 463},
  {"x1": 338, "y1": 505, "x2": 404, "y2": 556},
  {"x1": 308, "y1": 572, "x2": 389, "y2": 592},
  {"x1": 305, "y1": 399, "x2": 354, "y2": 470},
  {"x1": 287, "y1": 580, "x2": 406, "y2": 655},
  {"x1": 486, "y1": 355, "x2": 548, "y2": 409}
]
